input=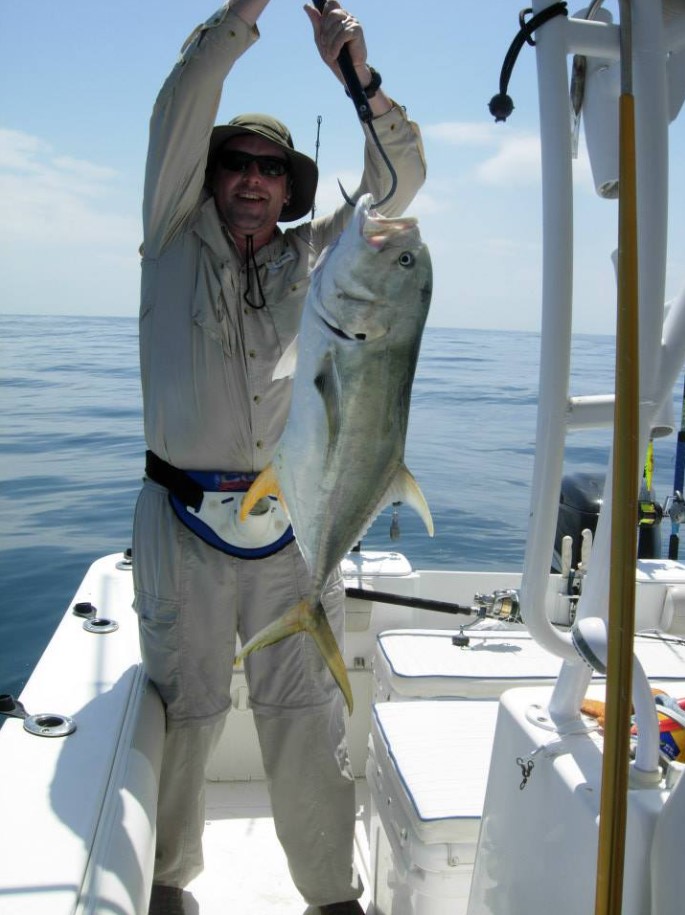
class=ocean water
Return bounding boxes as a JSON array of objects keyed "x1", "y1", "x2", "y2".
[{"x1": 1, "y1": 315, "x2": 682, "y2": 701}]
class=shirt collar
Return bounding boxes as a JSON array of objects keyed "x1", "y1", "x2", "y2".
[{"x1": 193, "y1": 196, "x2": 287, "y2": 266}]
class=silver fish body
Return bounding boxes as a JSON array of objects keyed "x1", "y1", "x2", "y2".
[{"x1": 239, "y1": 195, "x2": 433, "y2": 710}]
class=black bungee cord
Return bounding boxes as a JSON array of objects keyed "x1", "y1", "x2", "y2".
[
  {"x1": 243, "y1": 234, "x2": 266, "y2": 310},
  {"x1": 488, "y1": 2, "x2": 569, "y2": 123}
]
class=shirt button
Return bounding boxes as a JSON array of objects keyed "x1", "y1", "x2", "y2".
[
  {"x1": 256, "y1": 440, "x2": 263, "y2": 449},
  {"x1": 248, "y1": 350, "x2": 256, "y2": 358},
  {"x1": 253, "y1": 395, "x2": 261, "y2": 404}
]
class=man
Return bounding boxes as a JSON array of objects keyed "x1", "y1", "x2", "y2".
[{"x1": 133, "y1": 1, "x2": 426, "y2": 913}]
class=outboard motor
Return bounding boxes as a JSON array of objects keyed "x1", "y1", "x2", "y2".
[
  {"x1": 553, "y1": 471, "x2": 663, "y2": 572},
  {"x1": 553, "y1": 472, "x2": 604, "y2": 572}
]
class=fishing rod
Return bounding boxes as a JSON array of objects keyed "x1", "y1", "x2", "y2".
[
  {"x1": 345, "y1": 586, "x2": 473, "y2": 617},
  {"x1": 595, "y1": 1, "x2": 641, "y2": 912},
  {"x1": 345, "y1": 586, "x2": 524, "y2": 627},
  {"x1": 313, "y1": 0, "x2": 397, "y2": 209},
  {"x1": 667, "y1": 375, "x2": 685, "y2": 559},
  {"x1": 637, "y1": 438, "x2": 663, "y2": 559}
]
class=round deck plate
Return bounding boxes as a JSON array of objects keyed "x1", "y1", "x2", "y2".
[{"x1": 23, "y1": 713, "x2": 77, "y2": 738}]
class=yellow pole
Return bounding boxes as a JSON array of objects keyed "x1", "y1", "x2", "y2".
[{"x1": 594, "y1": 12, "x2": 639, "y2": 913}]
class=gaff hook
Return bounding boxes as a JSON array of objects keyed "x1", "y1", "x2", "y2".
[{"x1": 313, "y1": 0, "x2": 397, "y2": 209}]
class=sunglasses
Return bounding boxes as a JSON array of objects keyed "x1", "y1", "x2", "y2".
[{"x1": 218, "y1": 150, "x2": 290, "y2": 178}]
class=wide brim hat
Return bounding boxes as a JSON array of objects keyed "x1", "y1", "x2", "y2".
[{"x1": 206, "y1": 113, "x2": 318, "y2": 222}]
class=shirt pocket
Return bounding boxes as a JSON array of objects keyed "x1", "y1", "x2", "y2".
[
  {"x1": 191, "y1": 259, "x2": 239, "y2": 357},
  {"x1": 269, "y1": 275, "x2": 310, "y2": 349}
]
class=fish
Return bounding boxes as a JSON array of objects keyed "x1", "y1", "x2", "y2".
[{"x1": 237, "y1": 194, "x2": 434, "y2": 712}]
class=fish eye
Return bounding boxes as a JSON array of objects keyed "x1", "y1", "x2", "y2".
[{"x1": 398, "y1": 252, "x2": 415, "y2": 268}]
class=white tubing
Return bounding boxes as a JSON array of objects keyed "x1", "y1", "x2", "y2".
[
  {"x1": 633, "y1": 0, "x2": 669, "y2": 405},
  {"x1": 568, "y1": 617, "x2": 660, "y2": 775},
  {"x1": 565, "y1": 394, "x2": 616, "y2": 430},
  {"x1": 658, "y1": 285, "x2": 685, "y2": 399},
  {"x1": 631, "y1": 655, "x2": 661, "y2": 776},
  {"x1": 526, "y1": 1, "x2": 674, "y2": 730},
  {"x1": 572, "y1": 0, "x2": 669, "y2": 630},
  {"x1": 566, "y1": 11, "x2": 620, "y2": 59},
  {"x1": 520, "y1": 1, "x2": 577, "y2": 663}
]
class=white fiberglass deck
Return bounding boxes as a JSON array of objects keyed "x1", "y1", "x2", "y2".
[{"x1": 186, "y1": 781, "x2": 372, "y2": 915}]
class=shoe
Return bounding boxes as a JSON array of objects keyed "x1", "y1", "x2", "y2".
[
  {"x1": 319, "y1": 902, "x2": 364, "y2": 914},
  {"x1": 148, "y1": 883, "x2": 185, "y2": 915}
]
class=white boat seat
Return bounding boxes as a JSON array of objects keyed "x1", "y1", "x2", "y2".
[
  {"x1": 373, "y1": 628, "x2": 685, "y2": 701},
  {"x1": 368, "y1": 699, "x2": 500, "y2": 846}
]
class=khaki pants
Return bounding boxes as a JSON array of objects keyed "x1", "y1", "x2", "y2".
[{"x1": 132, "y1": 480, "x2": 361, "y2": 905}]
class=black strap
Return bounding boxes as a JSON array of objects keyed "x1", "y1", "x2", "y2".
[{"x1": 145, "y1": 451, "x2": 204, "y2": 511}]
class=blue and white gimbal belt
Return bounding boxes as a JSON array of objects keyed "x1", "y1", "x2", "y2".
[{"x1": 145, "y1": 451, "x2": 293, "y2": 559}]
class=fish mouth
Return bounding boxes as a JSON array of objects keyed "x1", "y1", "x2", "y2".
[
  {"x1": 358, "y1": 201, "x2": 419, "y2": 249},
  {"x1": 320, "y1": 313, "x2": 367, "y2": 342}
]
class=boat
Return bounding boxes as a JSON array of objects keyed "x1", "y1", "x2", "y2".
[{"x1": 3, "y1": 1, "x2": 685, "y2": 912}]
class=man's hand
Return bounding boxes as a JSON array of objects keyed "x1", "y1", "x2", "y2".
[{"x1": 303, "y1": 1, "x2": 371, "y2": 88}]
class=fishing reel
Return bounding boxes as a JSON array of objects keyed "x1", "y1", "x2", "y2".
[
  {"x1": 665, "y1": 491, "x2": 685, "y2": 526},
  {"x1": 451, "y1": 589, "x2": 523, "y2": 647},
  {"x1": 474, "y1": 588, "x2": 523, "y2": 623}
]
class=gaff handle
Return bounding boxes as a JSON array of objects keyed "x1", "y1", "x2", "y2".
[{"x1": 313, "y1": 0, "x2": 372, "y2": 123}]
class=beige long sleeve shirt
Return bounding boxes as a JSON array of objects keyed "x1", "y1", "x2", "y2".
[{"x1": 140, "y1": 6, "x2": 426, "y2": 472}]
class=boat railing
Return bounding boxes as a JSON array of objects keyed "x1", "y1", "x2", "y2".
[{"x1": 516, "y1": 1, "x2": 685, "y2": 721}]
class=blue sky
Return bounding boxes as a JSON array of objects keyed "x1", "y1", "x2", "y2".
[{"x1": 1, "y1": 0, "x2": 684, "y2": 332}]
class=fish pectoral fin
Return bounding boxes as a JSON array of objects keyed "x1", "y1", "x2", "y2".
[
  {"x1": 385, "y1": 464, "x2": 435, "y2": 537},
  {"x1": 273, "y1": 336, "x2": 299, "y2": 380},
  {"x1": 236, "y1": 599, "x2": 354, "y2": 714},
  {"x1": 314, "y1": 352, "x2": 342, "y2": 455},
  {"x1": 239, "y1": 464, "x2": 285, "y2": 521}
]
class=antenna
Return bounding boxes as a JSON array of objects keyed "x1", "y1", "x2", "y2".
[{"x1": 311, "y1": 115, "x2": 322, "y2": 219}]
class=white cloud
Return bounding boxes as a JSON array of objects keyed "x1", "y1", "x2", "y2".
[
  {"x1": 52, "y1": 155, "x2": 120, "y2": 186},
  {"x1": 0, "y1": 129, "x2": 49, "y2": 172},
  {"x1": 0, "y1": 128, "x2": 139, "y2": 248},
  {"x1": 422, "y1": 121, "x2": 501, "y2": 147},
  {"x1": 0, "y1": 128, "x2": 141, "y2": 314},
  {"x1": 475, "y1": 134, "x2": 541, "y2": 186},
  {"x1": 407, "y1": 187, "x2": 451, "y2": 218},
  {"x1": 424, "y1": 118, "x2": 597, "y2": 192},
  {"x1": 424, "y1": 119, "x2": 542, "y2": 187}
]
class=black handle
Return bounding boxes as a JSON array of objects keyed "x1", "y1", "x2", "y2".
[
  {"x1": 345, "y1": 587, "x2": 474, "y2": 617},
  {"x1": 313, "y1": 0, "x2": 372, "y2": 123}
]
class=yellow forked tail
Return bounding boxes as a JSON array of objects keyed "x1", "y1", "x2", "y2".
[
  {"x1": 236, "y1": 599, "x2": 353, "y2": 713},
  {"x1": 240, "y1": 464, "x2": 285, "y2": 521}
]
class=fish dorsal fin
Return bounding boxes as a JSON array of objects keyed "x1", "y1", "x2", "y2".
[
  {"x1": 384, "y1": 464, "x2": 434, "y2": 537},
  {"x1": 239, "y1": 464, "x2": 286, "y2": 521},
  {"x1": 314, "y1": 352, "x2": 342, "y2": 452},
  {"x1": 273, "y1": 336, "x2": 299, "y2": 380}
]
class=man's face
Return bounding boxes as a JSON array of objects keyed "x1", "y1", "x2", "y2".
[{"x1": 211, "y1": 134, "x2": 291, "y2": 240}]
